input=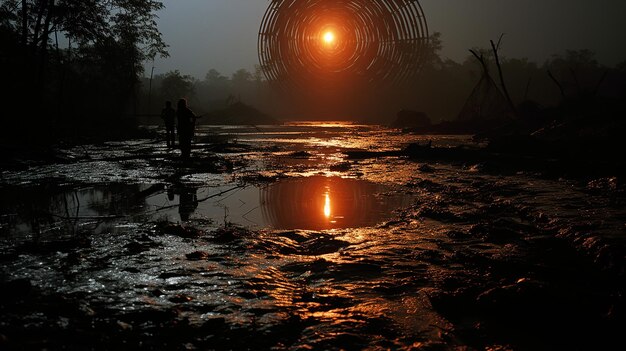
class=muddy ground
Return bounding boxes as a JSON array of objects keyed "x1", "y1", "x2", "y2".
[{"x1": 1, "y1": 123, "x2": 625, "y2": 350}]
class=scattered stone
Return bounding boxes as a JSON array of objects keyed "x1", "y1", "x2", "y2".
[
  {"x1": 418, "y1": 164, "x2": 436, "y2": 173},
  {"x1": 186, "y1": 251, "x2": 210, "y2": 261},
  {"x1": 209, "y1": 225, "x2": 253, "y2": 243},
  {"x1": 125, "y1": 240, "x2": 161, "y2": 254},
  {"x1": 158, "y1": 222, "x2": 203, "y2": 239},
  {"x1": 169, "y1": 294, "x2": 193, "y2": 303},
  {"x1": 288, "y1": 151, "x2": 312, "y2": 158},
  {"x1": 330, "y1": 162, "x2": 351, "y2": 172}
]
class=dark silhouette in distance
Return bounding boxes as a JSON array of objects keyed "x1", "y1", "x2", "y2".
[
  {"x1": 177, "y1": 98, "x2": 197, "y2": 159},
  {"x1": 161, "y1": 101, "x2": 177, "y2": 148}
]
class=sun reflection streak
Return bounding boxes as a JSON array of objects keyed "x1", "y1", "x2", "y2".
[{"x1": 324, "y1": 192, "x2": 331, "y2": 218}]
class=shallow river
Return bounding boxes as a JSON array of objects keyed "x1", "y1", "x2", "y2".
[{"x1": 0, "y1": 122, "x2": 624, "y2": 350}]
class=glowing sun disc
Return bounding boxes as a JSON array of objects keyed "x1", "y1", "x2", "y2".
[{"x1": 323, "y1": 31, "x2": 335, "y2": 44}]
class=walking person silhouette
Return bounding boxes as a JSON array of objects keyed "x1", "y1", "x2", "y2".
[
  {"x1": 161, "y1": 101, "x2": 176, "y2": 148},
  {"x1": 177, "y1": 98, "x2": 196, "y2": 159}
]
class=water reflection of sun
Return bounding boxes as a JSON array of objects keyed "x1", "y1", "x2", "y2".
[{"x1": 324, "y1": 192, "x2": 331, "y2": 218}]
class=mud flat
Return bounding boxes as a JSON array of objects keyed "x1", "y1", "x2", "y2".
[{"x1": 1, "y1": 123, "x2": 624, "y2": 350}]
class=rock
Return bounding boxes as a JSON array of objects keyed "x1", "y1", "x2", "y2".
[
  {"x1": 125, "y1": 240, "x2": 161, "y2": 254},
  {"x1": 169, "y1": 294, "x2": 193, "y2": 303},
  {"x1": 476, "y1": 278, "x2": 545, "y2": 312},
  {"x1": 418, "y1": 164, "x2": 436, "y2": 173},
  {"x1": 160, "y1": 223, "x2": 202, "y2": 239},
  {"x1": 288, "y1": 151, "x2": 312, "y2": 158},
  {"x1": 330, "y1": 162, "x2": 351, "y2": 172},
  {"x1": 209, "y1": 225, "x2": 253, "y2": 243},
  {"x1": 186, "y1": 251, "x2": 210, "y2": 261}
]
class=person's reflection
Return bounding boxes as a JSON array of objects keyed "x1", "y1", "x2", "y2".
[{"x1": 178, "y1": 185, "x2": 198, "y2": 221}]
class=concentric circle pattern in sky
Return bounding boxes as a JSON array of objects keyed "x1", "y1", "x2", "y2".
[{"x1": 258, "y1": 0, "x2": 429, "y2": 92}]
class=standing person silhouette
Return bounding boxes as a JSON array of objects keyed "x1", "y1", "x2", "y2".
[
  {"x1": 177, "y1": 98, "x2": 196, "y2": 159},
  {"x1": 161, "y1": 101, "x2": 176, "y2": 148}
]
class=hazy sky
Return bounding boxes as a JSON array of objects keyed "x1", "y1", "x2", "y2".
[{"x1": 149, "y1": 0, "x2": 626, "y2": 78}]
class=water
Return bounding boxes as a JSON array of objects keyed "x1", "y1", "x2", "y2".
[
  {"x1": 0, "y1": 122, "x2": 624, "y2": 350},
  {"x1": 1, "y1": 176, "x2": 412, "y2": 236}
]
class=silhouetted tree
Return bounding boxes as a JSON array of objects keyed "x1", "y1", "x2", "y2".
[
  {"x1": 232, "y1": 68, "x2": 252, "y2": 88},
  {"x1": 0, "y1": 0, "x2": 168, "y2": 141},
  {"x1": 205, "y1": 69, "x2": 228, "y2": 85},
  {"x1": 544, "y1": 49, "x2": 605, "y2": 98},
  {"x1": 160, "y1": 70, "x2": 195, "y2": 102}
]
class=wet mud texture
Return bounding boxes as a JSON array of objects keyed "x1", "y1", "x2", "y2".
[{"x1": 1, "y1": 124, "x2": 625, "y2": 350}]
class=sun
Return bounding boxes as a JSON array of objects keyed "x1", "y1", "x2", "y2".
[{"x1": 323, "y1": 31, "x2": 335, "y2": 44}]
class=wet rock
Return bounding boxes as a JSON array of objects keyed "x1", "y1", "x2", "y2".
[
  {"x1": 169, "y1": 294, "x2": 193, "y2": 303},
  {"x1": 136, "y1": 234, "x2": 155, "y2": 242},
  {"x1": 199, "y1": 317, "x2": 227, "y2": 332},
  {"x1": 595, "y1": 244, "x2": 626, "y2": 278},
  {"x1": 450, "y1": 249, "x2": 493, "y2": 268},
  {"x1": 468, "y1": 222, "x2": 522, "y2": 244},
  {"x1": 159, "y1": 271, "x2": 187, "y2": 279},
  {"x1": 123, "y1": 267, "x2": 140, "y2": 273},
  {"x1": 116, "y1": 320, "x2": 133, "y2": 331},
  {"x1": 208, "y1": 225, "x2": 253, "y2": 243},
  {"x1": 275, "y1": 230, "x2": 311, "y2": 243},
  {"x1": 587, "y1": 177, "x2": 620, "y2": 193},
  {"x1": 407, "y1": 178, "x2": 447, "y2": 192},
  {"x1": 418, "y1": 164, "x2": 436, "y2": 173},
  {"x1": 298, "y1": 235, "x2": 350, "y2": 256},
  {"x1": 281, "y1": 258, "x2": 331, "y2": 274},
  {"x1": 414, "y1": 249, "x2": 446, "y2": 264},
  {"x1": 64, "y1": 251, "x2": 86, "y2": 266},
  {"x1": 125, "y1": 240, "x2": 161, "y2": 254},
  {"x1": 288, "y1": 151, "x2": 312, "y2": 158},
  {"x1": 239, "y1": 172, "x2": 283, "y2": 184},
  {"x1": 186, "y1": 251, "x2": 210, "y2": 261},
  {"x1": 20, "y1": 237, "x2": 92, "y2": 254},
  {"x1": 445, "y1": 230, "x2": 468, "y2": 240},
  {"x1": 476, "y1": 278, "x2": 546, "y2": 313},
  {"x1": 119, "y1": 309, "x2": 180, "y2": 327},
  {"x1": 557, "y1": 226, "x2": 626, "y2": 278},
  {"x1": 378, "y1": 219, "x2": 408, "y2": 229},
  {"x1": 330, "y1": 162, "x2": 351, "y2": 172},
  {"x1": 158, "y1": 222, "x2": 202, "y2": 239},
  {"x1": 150, "y1": 289, "x2": 165, "y2": 297},
  {"x1": 417, "y1": 205, "x2": 463, "y2": 223},
  {"x1": 407, "y1": 341, "x2": 451, "y2": 350}
]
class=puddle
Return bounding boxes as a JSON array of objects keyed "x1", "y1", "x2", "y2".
[
  {"x1": 0, "y1": 177, "x2": 412, "y2": 236},
  {"x1": 258, "y1": 176, "x2": 411, "y2": 230}
]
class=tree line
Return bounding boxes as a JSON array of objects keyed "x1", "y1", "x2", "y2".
[
  {"x1": 140, "y1": 32, "x2": 626, "y2": 125},
  {"x1": 1, "y1": 0, "x2": 624, "y2": 143},
  {"x1": 0, "y1": 0, "x2": 168, "y2": 143}
]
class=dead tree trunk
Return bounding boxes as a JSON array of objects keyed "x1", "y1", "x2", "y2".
[
  {"x1": 548, "y1": 70, "x2": 566, "y2": 99},
  {"x1": 490, "y1": 39, "x2": 516, "y2": 115}
]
